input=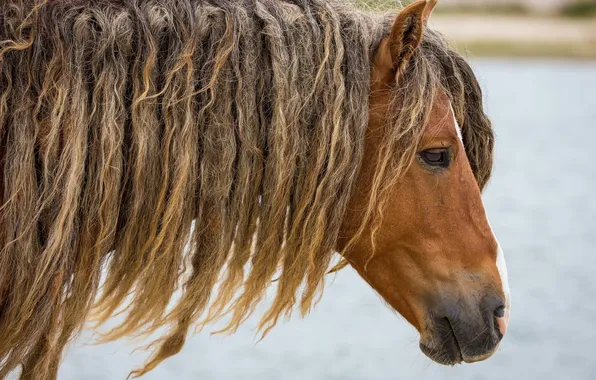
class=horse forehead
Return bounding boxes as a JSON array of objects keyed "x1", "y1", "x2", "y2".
[{"x1": 423, "y1": 94, "x2": 460, "y2": 142}]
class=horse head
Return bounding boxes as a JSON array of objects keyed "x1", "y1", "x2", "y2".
[{"x1": 339, "y1": 0, "x2": 510, "y2": 365}]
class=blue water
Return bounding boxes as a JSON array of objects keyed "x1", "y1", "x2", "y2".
[{"x1": 53, "y1": 59, "x2": 596, "y2": 380}]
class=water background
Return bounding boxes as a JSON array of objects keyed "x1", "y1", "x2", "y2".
[{"x1": 56, "y1": 59, "x2": 596, "y2": 380}]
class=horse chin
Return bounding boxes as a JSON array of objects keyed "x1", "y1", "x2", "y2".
[
  {"x1": 418, "y1": 328, "x2": 499, "y2": 366},
  {"x1": 419, "y1": 336, "x2": 464, "y2": 366}
]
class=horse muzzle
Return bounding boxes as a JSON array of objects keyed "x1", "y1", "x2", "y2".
[{"x1": 418, "y1": 295, "x2": 508, "y2": 365}]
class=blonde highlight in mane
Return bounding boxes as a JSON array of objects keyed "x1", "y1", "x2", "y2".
[{"x1": 0, "y1": 1, "x2": 493, "y2": 378}]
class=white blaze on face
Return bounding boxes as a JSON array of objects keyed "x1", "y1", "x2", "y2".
[
  {"x1": 451, "y1": 105, "x2": 510, "y2": 334},
  {"x1": 495, "y1": 239, "x2": 510, "y2": 332},
  {"x1": 451, "y1": 106, "x2": 464, "y2": 144}
]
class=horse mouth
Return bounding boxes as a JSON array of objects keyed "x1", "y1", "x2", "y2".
[
  {"x1": 418, "y1": 315, "x2": 502, "y2": 365},
  {"x1": 419, "y1": 317, "x2": 464, "y2": 366}
]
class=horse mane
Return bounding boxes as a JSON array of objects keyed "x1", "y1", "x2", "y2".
[{"x1": 0, "y1": 0, "x2": 492, "y2": 377}]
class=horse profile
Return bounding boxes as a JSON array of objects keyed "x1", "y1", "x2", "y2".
[{"x1": 0, "y1": 0, "x2": 510, "y2": 378}]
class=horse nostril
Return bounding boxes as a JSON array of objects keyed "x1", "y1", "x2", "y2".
[{"x1": 494, "y1": 305, "x2": 505, "y2": 318}]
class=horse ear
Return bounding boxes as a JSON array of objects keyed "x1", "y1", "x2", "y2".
[
  {"x1": 376, "y1": 0, "x2": 428, "y2": 77},
  {"x1": 388, "y1": 0, "x2": 427, "y2": 69},
  {"x1": 423, "y1": 0, "x2": 438, "y2": 23}
]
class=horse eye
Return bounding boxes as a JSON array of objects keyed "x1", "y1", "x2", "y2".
[{"x1": 419, "y1": 148, "x2": 450, "y2": 168}]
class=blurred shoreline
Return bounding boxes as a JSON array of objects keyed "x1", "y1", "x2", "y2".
[
  {"x1": 430, "y1": 14, "x2": 596, "y2": 60},
  {"x1": 356, "y1": 1, "x2": 596, "y2": 60}
]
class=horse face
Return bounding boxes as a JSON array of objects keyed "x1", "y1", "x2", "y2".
[{"x1": 338, "y1": 0, "x2": 509, "y2": 365}]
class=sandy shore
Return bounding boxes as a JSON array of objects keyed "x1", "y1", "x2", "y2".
[{"x1": 429, "y1": 15, "x2": 596, "y2": 59}]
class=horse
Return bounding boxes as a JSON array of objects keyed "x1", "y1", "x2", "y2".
[{"x1": 0, "y1": 0, "x2": 510, "y2": 378}]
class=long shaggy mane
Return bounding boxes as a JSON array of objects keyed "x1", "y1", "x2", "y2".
[{"x1": 0, "y1": 0, "x2": 493, "y2": 378}]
